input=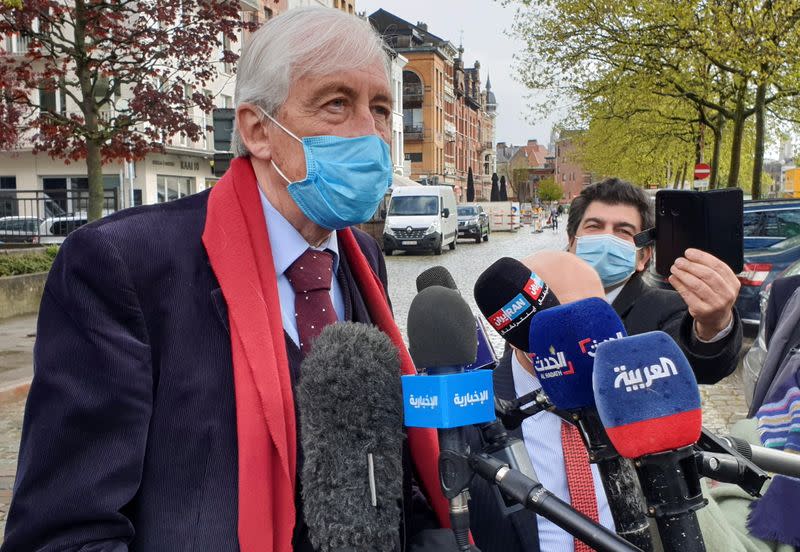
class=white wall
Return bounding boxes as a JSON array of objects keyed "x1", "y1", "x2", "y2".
[{"x1": 391, "y1": 54, "x2": 407, "y2": 176}]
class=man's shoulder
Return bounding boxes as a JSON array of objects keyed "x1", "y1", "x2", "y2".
[
  {"x1": 74, "y1": 190, "x2": 209, "y2": 250},
  {"x1": 350, "y1": 227, "x2": 382, "y2": 264}
]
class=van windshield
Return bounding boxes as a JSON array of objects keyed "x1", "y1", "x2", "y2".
[{"x1": 388, "y1": 196, "x2": 439, "y2": 216}]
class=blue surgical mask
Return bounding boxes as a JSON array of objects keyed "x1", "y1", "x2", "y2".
[
  {"x1": 261, "y1": 108, "x2": 392, "y2": 230},
  {"x1": 575, "y1": 234, "x2": 638, "y2": 288}
]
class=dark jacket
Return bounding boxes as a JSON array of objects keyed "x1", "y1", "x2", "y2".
[
  {"x1": 2, "y1": 190, "x2": 440, "y2": 552},
  {"x1": 467, "y1": 271, "x2": 743, "y2": 551}
]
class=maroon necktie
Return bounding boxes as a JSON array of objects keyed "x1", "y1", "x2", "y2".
[
  {"x1": 561, "y1": 420, "x2": 600, "y2": 551},
  {"x1": 285, "y1": 248, "x2": 338, "y2": 355}
]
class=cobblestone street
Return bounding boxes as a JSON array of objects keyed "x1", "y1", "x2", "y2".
[{"x1": 0, "y1": 225, "x2": 752, "y2": 538}]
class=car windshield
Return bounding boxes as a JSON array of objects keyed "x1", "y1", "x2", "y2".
[
  {"x1": 388, "y1": 196, "x2": 439, "y2": 216},
  {"x1": 458, "y1": 206, "x2": 477, "y2": 216}
]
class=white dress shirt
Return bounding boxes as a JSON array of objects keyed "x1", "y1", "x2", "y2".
[
  {"x1": 511, "y1": 352, "x2": 616, "y2": 552},
  {"x1": 259, "y1": 189, "x2": 345, "y2": 346}
]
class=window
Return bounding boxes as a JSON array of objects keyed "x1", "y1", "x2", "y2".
[
  {"x1": 133, "y1": 189, "x2": 143, "y2": 206},
  {"x1": 388, "y1": 196, "x2": 438, "y2": 216},
  {"x1": 0, "y1": 176, "x2": 16, "y2": 189},
  {"x1": 744, "y1": 209, "x2": 800, "y2": 239},
  {"x1": 406, "y1": 152, "x2": 423, "y2": 163},
  {"x1": 157, "y1": 175, "x2": 193, "y2": 203}
]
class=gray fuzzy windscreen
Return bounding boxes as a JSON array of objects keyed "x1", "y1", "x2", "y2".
[
  {"x1": 416, "y1": 265, "x2": 457, "y2": 292},
  {"x1": 407, "y1": 286, "x2": 478, "y2": 369},
  {"x1": 298, "y1": 322, "x2": 404, "y2": 552}
]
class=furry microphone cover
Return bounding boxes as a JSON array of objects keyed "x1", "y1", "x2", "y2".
[{"x1": 298, "y1": 322, "x2": 404, "y2": 552}]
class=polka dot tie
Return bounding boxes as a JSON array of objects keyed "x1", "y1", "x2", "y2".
[
  {"x1": 561, "y1": 420, "x2": 600, "y2": 552},
  {"x1": 285, "y1": 248, "x2": 338, "y2": 355}
]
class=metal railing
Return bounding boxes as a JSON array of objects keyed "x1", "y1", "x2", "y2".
[
  {"x1": 0, "y1": 189, "x2": 119, "y2": 245},
  {"x1": 404, "y1": 124, "x2": 424, "y2": 140}
]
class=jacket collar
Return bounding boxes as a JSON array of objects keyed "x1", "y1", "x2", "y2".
[{"x1": 610, "y1": 271, "x2": 647, "y2": 319}]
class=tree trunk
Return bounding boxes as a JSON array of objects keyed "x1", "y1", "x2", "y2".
[
  {"x1": 74, "y1": 0, "x2": 104, "y2": 221},
  {"x1": 727, "y1": 80, "x2": 748, "y2": 188},
  {"x1": 87, "y1": 140, "x2": 104, "y2": 221},
  {"x1": 679, "y1": 162, "x2": 688, "y2": 189},
  {"x1": 709, "y1": 111, "x2": 725, "y2": 190},
  {"x1": 751, "y1": 81, "x2": 767, "y2": 200}
]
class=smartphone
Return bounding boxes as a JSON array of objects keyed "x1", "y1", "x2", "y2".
[{"x1": 654, "y1": 188, "x2": 744, "y2": 276}]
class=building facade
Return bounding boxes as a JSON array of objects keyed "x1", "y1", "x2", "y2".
[
  {"x1": 369, "y1": 9, "x2": 496, "y2": 200},
  {"x1": 554, "y1": 130, "x2": 593, "y2": 200},
  {"x1": 389, "y1": 53, "x2": 408, "y2": 176}
]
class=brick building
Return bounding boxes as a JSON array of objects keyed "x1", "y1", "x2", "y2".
[
  {"x1": 368, "y1": 9, "x2": 496, "y2": 200},
  {"x1": 554, "y1": 130, "x2": 593, "y2": 200}
]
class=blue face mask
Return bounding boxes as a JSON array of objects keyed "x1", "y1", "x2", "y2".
[
  {"x1": 261, "y1": 109, "x2": 392, "y2": 230},
  {"x1": 575, "y1": 234, "x2": 638, "y2": 288}
]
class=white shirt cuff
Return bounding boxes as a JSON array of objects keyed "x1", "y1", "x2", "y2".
[{"x1": 693, "y1": 316, "x2": 734, "y2": 343}]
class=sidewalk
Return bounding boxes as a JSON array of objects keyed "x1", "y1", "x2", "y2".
[
  {"x1": 0, "y1": 314, "x2": 36, "y2": 400},
  {"x1": 0, "y1": 313, "x2": 35, "y2": 538}
]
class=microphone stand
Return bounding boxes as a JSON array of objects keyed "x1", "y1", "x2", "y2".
[
  {"x1": 495, "y1": 391, "x2": 654, "y2": 551},
  {"x1": 633, "y1": 446, "x2": 707, "y2": 552},
  {"x1": 468, "y1": 451, "x2": 642, "y2": 552}
]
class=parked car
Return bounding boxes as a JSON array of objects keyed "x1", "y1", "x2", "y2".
[
  {"x1": 0, "y1": 216, "x2": 43, "y2": 244},
  {"x1": 38, "y1": 214, "x2": 90, "y2": 244},
  {"x1": 457, "y1": 204, "x2": 490, "y2": 243},
  {"x1": 742, "y1": 257, "x2": 800, "y2": 407},
  {"x1": 644, "y1": 234, "x2": 800, "y2": 326},
  {"x1": 743, "y1": 198, "x2": 800, "y2": 250},
  {"x1": 382, "y1": 185, "x2": 458, "y2": 255}
]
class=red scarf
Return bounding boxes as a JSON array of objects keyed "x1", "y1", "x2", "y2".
[{"x1": 202, "y1": 157, "x2": 449, "y2": 551}]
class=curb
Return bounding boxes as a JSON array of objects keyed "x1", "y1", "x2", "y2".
[{"x1": 0, "y1": 378, "x2": 31, "y2": 404}]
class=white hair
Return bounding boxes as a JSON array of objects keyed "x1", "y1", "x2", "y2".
[{"x1": 231, "y1": 7, "x2": 391, "y2": 157}]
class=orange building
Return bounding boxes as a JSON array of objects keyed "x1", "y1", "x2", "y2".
[{"x1": 369, "y1": 9, "x2": 496, "y2": 200}]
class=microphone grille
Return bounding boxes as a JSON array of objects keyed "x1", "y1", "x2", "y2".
[{"x1": 416, "y1": 265, "x2": 457, "y2": 292}]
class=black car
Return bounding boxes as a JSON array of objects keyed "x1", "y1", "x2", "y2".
[{"x1": 457, "y1": 204, "x2": 490, "y2": 243}]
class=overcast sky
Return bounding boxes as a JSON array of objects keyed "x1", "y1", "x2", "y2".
[{"x1": 358, "y1": 0, "x2": 559, "y2": 147}]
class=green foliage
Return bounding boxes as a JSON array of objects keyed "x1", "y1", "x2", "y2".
[
  {"x1": 0, "y1": 247, "x2": 58, "y2": 277},
  {"x1": 538, "y1": 177, "x2": 563, "y2": 202},
  {"x1": 508, "y1": 0, "x2": 800, "y2": 195}
]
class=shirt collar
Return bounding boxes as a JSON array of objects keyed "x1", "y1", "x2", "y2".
[
  {"x1": 259, "y1": 187, "x2": 340, "y2": 277},
  {"x1": 605, "y1": 285, "x2": 624, "y2": 304}
]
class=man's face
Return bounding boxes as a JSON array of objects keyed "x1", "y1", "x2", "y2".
[
  {"x1": 567, "y1": 201, "x2": 652, "y2": 273},
  {"x1": 267, "y1": 62, "x2": 393, "y2": 182}
]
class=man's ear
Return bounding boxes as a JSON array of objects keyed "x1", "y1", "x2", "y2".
[
  {"x1": 235, "y1": 104, "x2": 272, "y2": 160},
  {"x1": 636, "y1": 245, "x2": 653, "y2": 273}
]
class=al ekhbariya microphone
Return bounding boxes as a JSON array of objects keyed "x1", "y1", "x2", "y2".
[
  {"x1": 404, "y1": 285, "x2": 492, "y2": 551},
  {"x1": 594, "y1": 331, "x2": 707, "y2": 552},
  {"x1": 528, "y1": 297, "x2": 653, "y2": 551},
  {"x1": 297, "y1": 322, "x2": 404, "y2": 552}
]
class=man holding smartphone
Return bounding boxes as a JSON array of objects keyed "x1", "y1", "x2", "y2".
[{"x1": 566, "y1": 178, "x2": 742, "y2": 383}]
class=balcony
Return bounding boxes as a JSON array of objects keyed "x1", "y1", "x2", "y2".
[
  {"x1": 403, "y1": 84, "x2": 424, "y2": 105},
  {"x1": 404, "y1": 124, "x2": 424, "y2": 141},
  {"x1": 482, "y1": 141, "x2": 493, "y2": 150},
  {"x1": 445, "y1": 121, "x2": 456, "y2": 137}
]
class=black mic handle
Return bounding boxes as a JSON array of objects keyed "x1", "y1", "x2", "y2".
[
  {"x1": 470, "y1": 452, "x2": 642, "y2": 552},
  {"x1": 572, "y1": 412, "x2": 654, "y2": 552},
  {"x1": 634, "y1": 446, "x2": 707, "y2": 552},
  {"x1": 596, "y1": 456, "x2": 654, "y2": 552}
]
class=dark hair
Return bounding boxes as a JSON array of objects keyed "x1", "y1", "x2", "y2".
[{"x1": 566, "y1": 178, "x2": 654, "y2": 240}]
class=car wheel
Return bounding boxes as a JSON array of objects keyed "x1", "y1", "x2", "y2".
[
  {"x1": 434, "y1": 240, "x2": 443, "y2": 255},
  {"x1": 384, "y1": 247, "x2": 393, "y2": 256},
  {"x1": 483, "y1": 225, "x2": 489, "y2": 241},
  {"x1": 449, "y1": 238, "x2": 456, "y2": 250}
]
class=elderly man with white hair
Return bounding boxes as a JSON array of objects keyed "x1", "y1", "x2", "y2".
[{"x1": 2, "y1": 8, "x2": 459, "y2": 552}]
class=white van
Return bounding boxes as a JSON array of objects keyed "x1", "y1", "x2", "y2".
[{"x1": 382, "y1": 185, "x2": 458, "y2": 255}]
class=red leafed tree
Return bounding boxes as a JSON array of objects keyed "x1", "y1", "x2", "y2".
[{"x1": 0, "y1": 0, "x2": 252, "y2": 220}]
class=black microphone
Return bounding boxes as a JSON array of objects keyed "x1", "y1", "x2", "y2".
[
  {"x1": 416, "y1": 265, "x2": 497, "y2": 370},
  {"x1": 721, "y1": 435, "x2": 800, "y2": 478},
  {"x1": 473, "y1": 257, "x2": 560, "y2": 352},
  {"x1": 298, "y1": 322, "x2": 404, "y2": 552},
  {"x1": 407, "y1": 286, "x2": 479, "y2": 552}
]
